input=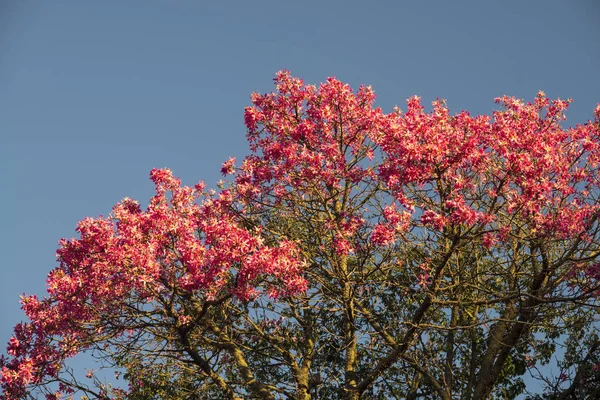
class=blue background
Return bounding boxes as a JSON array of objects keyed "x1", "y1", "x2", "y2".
[{"x1": 1, "y1": 0, "x2": 599, "y2": 395}]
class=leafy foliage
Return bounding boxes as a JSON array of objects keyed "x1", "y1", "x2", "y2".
[{"x1": 2, "y1": 72, "x2": 600, "y2": 399}]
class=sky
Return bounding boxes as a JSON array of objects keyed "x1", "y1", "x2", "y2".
[{"x1": 1, "y1": 0, "x2": 599, "y2": 395}]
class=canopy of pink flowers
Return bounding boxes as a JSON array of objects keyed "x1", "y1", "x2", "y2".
[{"x1": 2, "y1": 70, "x2": 600, "y2": 398}]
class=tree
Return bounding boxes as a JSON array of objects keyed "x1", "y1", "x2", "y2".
[{"x1": 2, "y1": 71, "x2": 600, "y2": 400}]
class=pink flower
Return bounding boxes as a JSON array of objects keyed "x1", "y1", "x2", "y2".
[
  {"x1": 482, "y1": 233, "x2": 497, "y2": 249},
  {"x1": 421, "y1": 210, "x2": 447, "y2": 230},
  {"x1": 333, "y1": 237, "x2": 353, "y2": 255},
  {"x1": 6, "y1": 337, "x2": 20, "y2": 357},
  {"x1": 371, "y1": 224, "x2": 396, "y2": 246},
  {"x1": 220, "y1": 157, "x2": 236, "y2": 175},
  {"x1": 417, "y1": 262, "x2": 431, "y2": 288}
]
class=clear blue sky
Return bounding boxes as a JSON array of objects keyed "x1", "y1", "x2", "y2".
[{"x1": 1, "y1": 0, "x2": 599, "y2": 394}]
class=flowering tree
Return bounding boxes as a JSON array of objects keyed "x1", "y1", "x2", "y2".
[{"x1": 2, "y1": 72, "x2": 600, "y2": 400}]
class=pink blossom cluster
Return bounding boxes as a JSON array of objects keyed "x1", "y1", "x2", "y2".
[
  {"x1": 238, "y1": 71, "x2": 383, "y2": 199},
  {"x1": 2, "y1": 71, "x2": 600, "y2": 398},
  {"x1": 1, "y1": 168, "x2": 306, "y2": 398},
  {"x1": 371, "y1": 205, "x2": 411, "y2": 246}
]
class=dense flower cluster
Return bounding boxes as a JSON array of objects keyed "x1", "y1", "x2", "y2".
[
  {"x1": 1, "y1": 168, "x2": 306, "y2": 398},
  {"x1": 2, "y1": 71, "x2": 600, "y2": 399}
]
